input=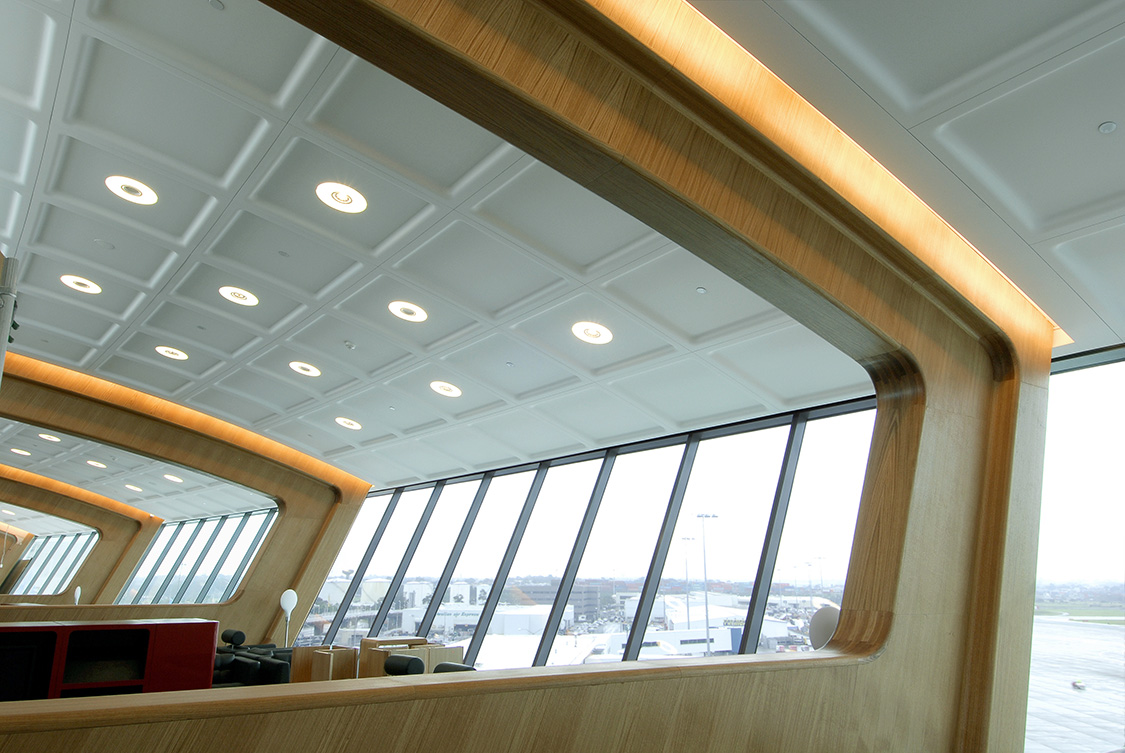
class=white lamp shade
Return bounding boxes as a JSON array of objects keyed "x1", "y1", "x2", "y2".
[{"x1": 280, "y1": 588, "x2": 298, "y2": 618}]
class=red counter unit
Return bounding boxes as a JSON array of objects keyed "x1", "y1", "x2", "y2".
[{"x1": 0, "y1": 618, "x2": 218, "y2": 701}]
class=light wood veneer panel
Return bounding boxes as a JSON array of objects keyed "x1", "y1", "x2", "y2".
[
  {"x1": 0, "y1": 354, "x2": 371, "y2": 644},
  {"x1": 0, "y1": 0, "x2": 1052, "y2": 750},
  {"x1": 0, "y1": 468, "x2": 161, "y2": 604}
]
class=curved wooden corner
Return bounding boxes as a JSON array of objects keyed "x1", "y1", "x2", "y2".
[
  {"x1": 0, "y1": 467, "x2": 162, "y2": 604},
  {"x1": 0, "y1": 354, "x2": 372, "y2": 643}
]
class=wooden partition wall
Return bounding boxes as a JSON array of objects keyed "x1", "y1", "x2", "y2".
[
  {"x1": 0, "y1": 353, "x2": 372, "y2": 642},
  {"x1": 0, "y1": 1, "x2": 1054, "y2": 750},
  {"x1": 0, "y1": 468, "x2": 163, "y2": 603}
]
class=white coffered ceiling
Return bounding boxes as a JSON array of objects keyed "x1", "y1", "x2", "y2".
[{"x1": 2, "y1": 0, "x2": 1119, "y2": 534}]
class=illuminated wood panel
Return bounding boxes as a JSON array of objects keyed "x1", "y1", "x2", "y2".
[
  {"x1": 0, "y1": 468, "x2": 162, "y2": 604},
  {"x1": 0, "y1": 0, "x2": 1051, "y2": 750},
  {"x1": 0, "y1": 354, "x2": 372, "y2": 645}
]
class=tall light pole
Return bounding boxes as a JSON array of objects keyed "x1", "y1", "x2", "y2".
[
  {"x1": 697, "y1": 514, "x2": 717, "y2": 656},
  {"x1": 681, "y1": 537, "x2": 694, "y2": 630}
]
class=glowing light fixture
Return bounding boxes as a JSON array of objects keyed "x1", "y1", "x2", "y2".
[
  {"x1": 163, "y1": 473, "x2": 183, "y2": 483},
  {"x1": 2, "y1": 509, "x2": 13, "y2": 515},
  {"x1": 335, "y1": 416, "x2": 362, "y2": 430},
  {"x1": 430, "y1": 380, "x2": 462, "y2": 398},
  {"x1": 125, "y1": 484, "x2": 143, "y2": 493},
  {"x1": 61, "y1": 275, "x2": 102, "y2": 294},
  {"x1": 571, "y1": 321, "x2": 613, "y2": 345},
  {"x1": 86, "y1": 460, "x2": 107, "y2": 469},
  {"x1": 219, "y1": 285, "x2": 259, "y2": 307},
  {"x1": 289, "y1": 361, "x2": 321, "y2": 377},
  {"x1": 388, "y1": 300, "x2": 428, "y2": 322},
  {"x1": 105, "y1": 175, "x2": 158, "y2": 205},
  {"x1": 10, "y1": 448, "x2": 30, "y2": 456},
  {"x1": 315, "y1": 181, "x2": 367, "y2": 213},
  {"x1": 38, "y1": 433, "x2": 61, "y2": 442},
  {"x1": 156, "y1": 345, "x2": 188, "y2": 361}
]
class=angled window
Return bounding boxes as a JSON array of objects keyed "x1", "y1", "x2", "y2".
[{"x1": 7, "y1": 530, "x2": 98, "y2": 596}]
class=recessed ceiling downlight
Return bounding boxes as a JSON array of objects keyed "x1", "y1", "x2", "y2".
[
  {"x1": 163, "y1": 474, "x2": 183, "y2": 483},
  {"x1": 156, "y1": 345, "x2": 188, "y2": 360},
  {"x1": 86, "y1": 460, "x2": 107, "y2": 469},
  {"x1": 125, "y1": 484, "x2": 143, "y2": 493},
  {"x1": 10, "y1": 448, "x2": 30, "y2": 456},
  {"x1": 571, "y1": 321, "x2": 613, "y2": 345},
  {"x1": 38, "y1": 433, "x2": 61, "y2": 442},
  {"x1": 388, "y1": 300, "x2": 428, "y2": 322},
  {"x1": 430, "y1": 380, "x2": 462, "y2": 398},
  {"x1": 315, "y1": 181, "x2": 367, "y2": 213},
  {"x1": 61, "y1": 275, "x2": 102, "y2": 294},
  {"x1": 289, "y1": 361, "x2": 321, "y2": 377},
  {"x1": 219, "y1": 285, "x2": 259, "y2": 307},
  {"x1": 335, "y1": 416, "x2": 362, "y2": 431},
  {"x1": 105, "y1": 175, "x2": 158, "y2": 205}
]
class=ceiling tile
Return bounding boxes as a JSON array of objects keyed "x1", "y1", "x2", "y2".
[
  {"x1": 472, "y1": 411, "x2": 584, "y2": 460},
  {"x1": 0, "y1": 1, "x2": 62, "y2": 112},
  {"x1": 440, "y1": 332, "x2": 579, "y2": 400},
  {"x1": 186, "y1": 386, "x2": 277, "y2": 427},
  {"x1": 332, "y1": 384, "x2": 446, "y2": 436},
  {"x1": 512, "y1": 291, "x2": 676, "y2": 376},
  {"x1": 335, "y1": 273, "x2": 481, "y2": 351},
  {"x1": 170, "y1": 261, "x2": 304, "y2": 335},
  {"x1": 10, "y1": 331, "x2": 95, "y2": 367},
  {"x1": 384, "y1": 363, "x2": 507, "y2": 420},
  {"x1": 0, "y1": 110, "x2": 35, "y2": 184},
  {"x1": 17, "y1": 251, "x2": 145, "y2": 319},
  {"x1": 217, "y1": 369, "x2": 316, "y2": 414},
  {"x1": 926, "y1": 33, "x2": 1125, "y2": 238},
  {"x1": 306, "y1": 55, "x2": 509, "y2": 193},
  {"x1": 118, "y1": 330, "x2": 225, "y2": 378},
  {"x1": 86, "y1": 0, "x2": 335, "y2": 110},
  {"x1": 392, "y1": 220, "x2": 569, "y2": 319},
  {"x1": 248, "y1": 344, "x2": 361, "y2": 397},
  {"x1": 419, "y1": 425, "x2": 520, "y2": 470},
  {"x1": 599, "y1": 246, "x2": 783, "y2": 345},
  {"x1": 14, "y1": 295, "x2": 119, "y2": 345},
  {"x1": 472, "y1": 160, "x2": 656, "y2": 276},
  {"x1": 143, "y1": 299, "x2": 261, "y2": 357},
  {"x1": 289, "y1": 314, "x2": 413, "y2": 378},
  {"x1": 606, "y1": 357, "x2": 767, "y2": 428},
  {"x1": 0, "y1": 187, "x2": 24, "y2": 241},
  {"x1": 533, "y1": 385, "x2": 663, "y2": 446},
  {"x1": 710, "y1": 326, "x2": 872, "y2": 407},
  {"x1": 29, "y1": 203, "x2": 179, "y2": 287},
  {"x1": 47, "y1": 136, "x2": 219, "y2": 245},
  {"x1": 773, "y1": 0, "x2": 1108, "y2": 120},
  {"x1": 97, "y1": 353, "x2": 194, "y2": 394},
  {"x1": 366, "y1": 439, "x2": 465, "y2": 480},
  {"x1": 65, "y1": 36, "x2": 276, "y2": 186},
  {"x1": 266, "y1": 417, "x2": 354, "y2": 458},
  {"x1": 1043, "y1": 220, "x2": 1125, "y2": 333},
  {"x1": 204, "y1": 210, "x2": 363, "y2": 299},
  {"x1": 251, "y1": 137, "x2": 437, "y2": 254},
  {"x1": 294, "y1": 401, "x2": 396, "y2": 447}
]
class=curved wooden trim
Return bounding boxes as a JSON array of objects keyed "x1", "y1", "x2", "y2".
[
  {"x1": 0, "y1": 354, "x2": 372, "y2": 643},
  {"x1": 0, "y1": 467, "x2": 162, "y2": 604}
]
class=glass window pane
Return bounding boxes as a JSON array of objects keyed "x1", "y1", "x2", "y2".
[
  {"x1": 25, "y1": 536, "x2": 68, "y2": 594},
  {"x1": 425, "y1": 470, "x2": 535, "y2": 644},
  {"x1": 138, "y1": 522, "x2": 198, "y2": 603},
  {"x1": 476, "y1": 458, "x2": 602, "y2": 670},
  {"x1": 547, "y1": 443, "x2": 685, "y2": 666},
  {"x1": 635, "y1": 425, "x2": 790, "y2": 661},
  {"x1": 766, "y1": 410, "x2": 875, "y2": 652},
  {"x1": 43, "y1": 533, "x2": 92, "y2": 594},
  {"x1": 159, "y1": 519, "x2": 218, "y2": 604},
  {"x1": 208, "y1": 510, "x2": 275, "y2": 602},
  {"x1": 377, "y1": 480, "x2": 480, "y2": 638},
  {"x1": 182, "y1": 516, "x2": 240, "y2": 603},
  {"x1": 334, "y1": 487, "x2": 433, "y2": 646},
  {"x1": 117, "y1": 524, "x2": 178, "y2": 604},
  {"x1": 297, "y1": 494, "x2": 392, "y2": 646},
  {"x1": 1026, "y1": 361, "x2": 1125, "y2": 752}
]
